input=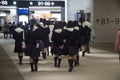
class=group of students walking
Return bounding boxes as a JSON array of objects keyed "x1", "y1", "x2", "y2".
[
  {"x1": 12, "y1": 17, "x2": 95, "y2": 72},
  {"x1": 2, "y1": 22, "x2": 16, "y2": 39}
]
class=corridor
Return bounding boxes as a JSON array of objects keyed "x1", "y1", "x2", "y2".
[{"x1": 0, "y1": 35, "x2": 120, "y2": 80}]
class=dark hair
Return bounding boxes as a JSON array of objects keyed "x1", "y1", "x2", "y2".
[
  {"x1": 67, "y1": 21, "x2": 74, "y2": 28},
  {"x1": 73, "y1": 20, "x2": 79, "y2": 27},
  {"x1": 54, "y1": 21, "x2": 62, "y2": 30},
  {"x1": 45, "y1": 20, "x2": 50, "y2": 25},
  {"x1": 29, "y1": 18, "x2": 37, "y2": 26},
  {"x1": 36, "y1": 23, "x2": 42, "y2": 28},
  {"x1": 17, "y1": 23, "x2": 22, "y2": 27},
  {"x1": 62, "y1": 21, "x2": 67, "y2": 27}
]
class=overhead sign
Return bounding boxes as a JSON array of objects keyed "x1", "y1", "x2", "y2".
[{"x1": 38, "y1": 1, "x2": 55, "y2": 6}]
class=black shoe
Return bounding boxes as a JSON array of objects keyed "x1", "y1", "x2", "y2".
[
  {"x1": 42, "y1": 53, "x2": 46, "y2": 59},
  {"x1": 34, "y1": 58, "x2": 38, "y2": 71},
  {"x1": 68, "y1": 59, "x2": 73, "y2": 72},
  {"x1": 54, "y1": 57, "x2": 58, "y2": 67},
  {"x1": 30, "y1": 63, "x2": 34, "y2": 72},
  {"x1": 54, "y1": 64, "x2": 57, "y2": 67},
  {"x1": 34, "y1": 64, "x2": 38, "y2": 71},
  {"x1": 82, "y1": 52, "x2": 85, "y2": 57},
  {"x1": 76, "y1": 56, "x2": 80, "y2": 65},
  {"x1": 74, "y1": 60, "x2": 77, "y2": 66},
  {"x1": 19, "y1": 56, "x2": 23, "y2": 65},
  {"x1": 58, "y1": 58, "x2": 61, "y2": 68},
  {"x1": 68, "y1": 67, "x2": 73, "y2": 72},
  {"x1": 87, "y1": 50, "x2": 90, "y2": 54}
]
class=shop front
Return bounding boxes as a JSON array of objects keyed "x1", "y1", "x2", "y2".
[
  {"x1": 0, "y1": 0, "x2": 65, "y2": 26},
  {"x1": 0, "y1": 0, "x2": 17, "y2": 27}
]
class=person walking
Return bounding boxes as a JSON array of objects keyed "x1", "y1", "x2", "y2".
[
  {"x1": 13, "y1": 23, "x2": 24, "y2": 65},
  {"x1": 78, "y1": 21, "x2": 91, "y2": 57},
  {"x1": 39, "y1": 20, "x2": 50, "y2": 59},
  {"x1": 24, "y1": 21, "x2": 42, "y2": 72},
  {"x1": 85, "y1": 18, "x2": 95, "y2": 53},
  {"x1": 73, "y1": 21, "x2": 80, "y2": 66},
  {"x1": 2, "y1": 22, "x2": 9, "y2": 39},
  {"x1": 64, "y1": 21, "x2": 79, "y2": 72},
  {"x1": 51, "y1": 21, "x2": 64, "y2": 68}
]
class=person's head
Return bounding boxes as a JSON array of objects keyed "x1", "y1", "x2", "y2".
[
  {"x1": 67, "y1": 20, "x2": 74, "y2": 28},
  {"x1": 62, "y1": 21, "x2": 67, "y2": 27},
  {"x1": 54, "y1": 21, "x2": 62, "y2": 30},
  {"x1": 36, "y1": 23, "x2": 42, "y2": 28},
  {"x1": 73, "y1": 20, "x2": 79, "y2": 27},
  {"x1": 45, "y1": 20, "x2": 50, "y2": 25},
  {"x1": 30, "y1": 19, "x2": 37, "y2": 26},
  {"x1": 17, "y1": 23, "x2": 21, "y2": 28}
]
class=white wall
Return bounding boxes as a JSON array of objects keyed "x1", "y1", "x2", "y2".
[{"x1": 67, "y1": 0, "x2": 93, "y2": 22}]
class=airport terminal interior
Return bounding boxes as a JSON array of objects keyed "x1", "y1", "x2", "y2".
[{"x1": 0, "y1": 0, "x2": 120, "y2": 80}]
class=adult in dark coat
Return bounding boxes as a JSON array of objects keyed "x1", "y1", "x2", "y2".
[
  {"x1": 24, "y1": 23, "x2": 42, "y2": 72},
  {"x1": 64, "y1": 21, "x2": 79, "y2": 72},
  {"x1": 51, "y1": 21, "x2": 64, "y2": 68},
  {"x1": 3, "y1": 22, "x2": 9, "y2": 39},
  {"x1": 13, "y1": 23, "x2": 24, "y2": 65},
  {"x1": 78, "y1": 22, "x2": 91, "y2": 57}
]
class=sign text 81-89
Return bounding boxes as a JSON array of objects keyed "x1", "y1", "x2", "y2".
[{"x1": 96, "y1": 18, "x2": 120, "y2": 25}]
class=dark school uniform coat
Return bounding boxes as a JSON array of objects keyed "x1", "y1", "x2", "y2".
[
  {"x1": 13, "y1": 27, "x2": 24, "y2": 53},
  {"x1": 64, "y1": 27, "x2": 78, "y2": 56},
  {"x1": 39, "y1": 25, "x2": 50, "y2": 47},
  {"x1": 78, "y1": 26, "x2": 91, "y2": 45},
  {"x1": 51, "y1": 29, "x2": 64, "y2": 55},
  {"x1": 25, "y1": 26, "x2": 41, "y2": 57}
]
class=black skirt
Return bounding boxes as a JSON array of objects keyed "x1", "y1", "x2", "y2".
[
  {"x1": 14, "y1": 42, "x2": 23, "y2": 53},
  {"x1": 25, "y1": 44, "x2": 41, "y2": 57},
  {"x1": 61, "y1": 44, "x2": 68, "y2": 56},
  {"x1": 68, "y1": 47, "x2": 77, "y2": 56},
  {"x1": 42, "y1": 39, "x2": 50, "y2": 48},
  {"x1": 52, "y1": 46, "x2": 62, "y2": 55}
]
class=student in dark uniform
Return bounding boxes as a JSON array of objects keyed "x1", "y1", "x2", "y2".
[
  {"x1": 13, "y1": 23, "x2": 24, "y2": 65},
  {"x1": 64, "y1": 21, "x2": 79, "y2": 72},
  {"x1": 24, "y1": 22, "x2": 42, "y2": 72},
  {"x1": 39, "y1": 20, "x2": 50, "y2": 59},
  {"x1": 78, "y1": 21, "x2": 91, "y2": 57},
  {"x1": 73, "y1": 21, "x2": 80, "y2": 66},
  {"x1": 51, "y1": 21, "x2": 64, "y2": 68},
  {"x1": 85, "y1": 18, "x2": 95, "y2": 53}
]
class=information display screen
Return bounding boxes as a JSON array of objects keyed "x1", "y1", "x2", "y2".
[{"x1": 18, "y1": 8, "x2": 29, "y2": 15}]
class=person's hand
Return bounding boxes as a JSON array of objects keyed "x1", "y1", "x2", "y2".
[
  {"x1": 22, "y1": 42, "x2": 26, "y2": 48},
  {"x1": 36, "y1": 43, "x2": 39, "y2": 48},
  {"x1": 59, "y1": 45, "x2": 64, "y2": 49}
]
